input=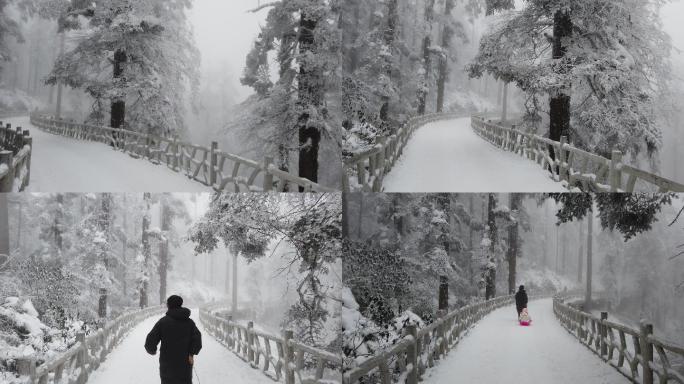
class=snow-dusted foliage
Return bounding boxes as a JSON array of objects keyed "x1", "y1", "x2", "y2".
[
  {"x1": 45, "y1": 0, "x2": 200, "y2": 136},
  {"x1": 469, "y1": 0, "x2": 673, "y2": 161},
  {"x1": 189, "y1": 193, "x2": 341, "y2": 349},
  {"x1": 340, "y1": 0, "x2": 474, "y2": 158},
  {"x1": 233, "y1": 0, "x2": 341, "y2": 183}
]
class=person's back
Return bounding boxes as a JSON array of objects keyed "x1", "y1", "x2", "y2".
[
  {"x1": 145, "y1": 295, "x2": 202, "y2": 384},
  {"x1": 515, "y1": 285, "x2": 528, "y2": 316}
]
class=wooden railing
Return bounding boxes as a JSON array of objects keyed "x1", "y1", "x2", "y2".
[
  {"x1": 343, "y1": 113, "x2": 462, "y2": 192},
  {"x1": 199, "y1": 307, "x2": 342, "y2": 384},
  {"x1": 14, "y1": 305, "x2": 165, "y2": 384},
  {"x1": 0, "y1": 121, "x2": 32, "y2": 192},
  {"x1": 343, "y1": 293, "x2": 549, "y2": 384},
  {"x1": 471, "y1": 116, "x2": 684, "y2": 193},
  {"x1": 554, "y1": 296, "x2": 684, "y2": 384},
  {"x1": 30, "y1": 114, "x2": 336, "y2": 193}
]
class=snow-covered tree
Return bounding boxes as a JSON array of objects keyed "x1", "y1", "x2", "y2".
[
  {"x1": 469, "y1": 0, "x2": 672, "y2": 162},
  {"x1": 46, "y1": 0, "x2": 200, "y2": 136}
]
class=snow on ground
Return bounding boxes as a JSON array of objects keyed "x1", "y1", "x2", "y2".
[
  {"x1": 89, "y1": 309, "x2": 273, "y2": 384},
  {"x1": 5, "y1": 116, "x2": 208, "y2": 192},
  {"x1": 423, "y1": 298, "x2": 628, "y2": 384},
  {"x1": 382, "y1": 118, "x2": 567, "y2": 192}
]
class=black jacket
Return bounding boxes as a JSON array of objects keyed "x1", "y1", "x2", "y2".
[
  {"x1": 145, "y1": 307, "x2": 202, "y2": 384},
  {"x1": 515, "y1": 289, "x2": 528, "y2": 310}
]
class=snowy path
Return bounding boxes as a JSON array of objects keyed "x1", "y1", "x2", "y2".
[
  {"x1": 423, "y1": 298, "x2": 628, "y2": 384},
  {"x1": 5, "y1": 116, "x2": 208, "y2": 192},
  {"x1": 382, "y1": 118, "x2": 567, "y2": 192},
  {"x1": 88, "y1": 309, "x2": 273, "y2": 384}
]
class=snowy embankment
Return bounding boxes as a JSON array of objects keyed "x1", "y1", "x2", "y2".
[
  {"x1": 4, "y1": 116, "x2": 209, "y2": 192},
  {"x1": 423, "y1": 298, "x2": 628, "y2": 384},
  {"x1": 88, "y1": 309, "x2": 272, "y2": 384},
  {"x1": 382, "y1": 118, "x2": 567, "y2": 192}
]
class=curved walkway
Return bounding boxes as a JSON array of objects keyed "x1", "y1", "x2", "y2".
[
  {"x1": 89, "y1": 308, "x2": 272, "y2": 384},
  {"x1": 423, "y1": 298, "x2": 627, "y2": 384},
  {"x1": 5, "y1": 116, "x2": 208, "y2": 192},
  {"x1": 382, "y1": 118, "x2": 566, "y2": 192}
]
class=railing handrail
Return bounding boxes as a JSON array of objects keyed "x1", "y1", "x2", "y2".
[
  {"x1": 471, "y1": 115, "x2": 684, "y2": 193},
  {"x1": 15, "y1": 305, "x2": 165, "y2": 383},
  {"x1": 198, "y1": 306, "x2": 341, "y2": 384},
  {"x1": 553, "y1": 295, "x2": 684, "y2": 384},
  {"x1": 343, "y1": 293, "x2": 553, "y2": 384},
  {"x1": 343, "y1": 112, "x2": 464, "y2": 192},
  {"x1": 29, "y1": 113, "x2": 336, "y2": 193}
]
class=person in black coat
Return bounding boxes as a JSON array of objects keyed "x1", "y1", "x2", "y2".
[
  {"x1": 515, "y1": 285, "x2": 528, "y2": 317},
  {"x1": 145, "y1": 295, "x2": 202, "y2": 384}
]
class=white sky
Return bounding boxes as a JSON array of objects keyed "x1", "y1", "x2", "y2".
[
  {"x1": 663, "y1": 1, "x2": 684, "y2": 64},
  {"x1": 189, "y1": 0, "x2": 268, "y2": 101}
]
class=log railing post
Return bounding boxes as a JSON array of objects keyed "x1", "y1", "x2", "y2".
[
  {"x1": 405, "y1": 324, "x2": 418, "y2": 384},
  {"x1": 263, "y1": 156, "x2": 274, "y2": 192},
  {"x1": 76, "y1": 332, "x2": 87, "y2": 384},
  {"x1": 559, "y1": 136, "x2": 568, "y2": 182},
  {"x1": 609, "y1": 150, "x2": 623, "y2": 192},
  {"x1": 600, "y1": 312, "x2": 608, "y2": 358},
  {"x1": 14, "y1": 127, "x2": 22, "y2": 154},
  {"x1": 247, "y1": 321, "x2": 255, "y2": 363},
  {"x1": 0, "y1": 150, "x2": 14, "y2": 192},
  {"x1": 210, "y1": 141, "x2": 218, "y2": 186},
  {"x1": 98, "y1": 287, "x2": 108, "y2": 323},
  {"x1": 283, "y1": 330, "x2": 295, "y2": 384},
  {"x1": 640, "y1": 322, "x2": 653, "y2": 384},
  {"x1": 172, "y1": 137, "x2": 179, "y2": 171}
]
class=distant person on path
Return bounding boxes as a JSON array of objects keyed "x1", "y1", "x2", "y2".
[
  {"x1": 145, "y1": 295, "x2": 202, "y2": 384},
  {"x1": 515, "y1": 285, "x2": 528, "y2": 317}
]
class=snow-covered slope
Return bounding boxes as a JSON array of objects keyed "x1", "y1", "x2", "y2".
[
  {"x1": 423, "y1": 298, "x2": 627, "y2": 384},
  {"x1": 88, "y1": 309, "x2": 272, "y2": 384},
  {"x1": 5, "y1": 116, "x2": 209, "y2": 192},
  {"x1": 382, "y1": 118, "x2": 567, "y2": 192}
]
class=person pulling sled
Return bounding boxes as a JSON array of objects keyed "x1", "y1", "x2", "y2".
[{"x1": 515, "y1": 285, "x2": 531, "y2": 326}]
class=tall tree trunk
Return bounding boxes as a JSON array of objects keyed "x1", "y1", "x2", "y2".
[
  {"x1": 55, "y1": 33, "x2": 66, "y2": 118},
  {"x1": 297, "y1": 7, "x2": 323, "y2": 186},
  {"x1": 225, "y1": 248, "x2": 231, "y2": 294},
  {"x1": 0, "y1": 194, "x2": 9, "y2": 270},
  {"x1": 577, "y1": 218, "x2": 584, "y2": 282},
  {"x1": 501, "y1": 82, "x2": 509, "y2": 122},
  {"x1": 379, "y1": 0, "x2": 398, "y2": 131},
  {"x1": 55, "y1": 194, "x2": 64, "y2": 252},
  {"x1": 485, "y1": 194, "x2": 497, "y2": 300},
  {"x1": 232, "y1": 253, "x2": 238, "y2": 314},
  {"x1": 585, "y1": 206, "x2": 593, "y2": 309},
  {"x1": 111, "y1": 49, "x2": 127, "y2": 129},
  {"x1": 436, "y1": 0, "x2": 455, "y2": 113},
  {"x1": 342, "y1": 193, "x2": 349, "y2": 238},
  {"x1": 417, "y1": 0, "x2": 436, "y2": 115},
  {"x1": 468, "y1": 194, "x2": 475, "y2": 285},
  {"x1": 507, "y1": 194, "x2": 521, "y2": 294},
  {"x1": 158, "y1": 198, "x2": 170, "y2": 304},
  {"x1": 122, "y1": 194, "x2": 128, "y2": 297},
  {"x1": 140, "y1": 193, "x2": 151, "y2": 308},
  {"x1": 549, "y1": 10, "x2": 572, "y2": 143}
]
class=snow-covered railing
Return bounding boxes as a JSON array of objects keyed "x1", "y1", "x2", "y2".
[
  {"x1": 14, "y1": 305, "x2": 165, "y2": 384},
  {"x1": 199, "y1": 307, "x2": 342, "y2": 384},
  {"x1": 471, "y1": 116, "x2": 684, "y2": 193},
  {"x1": 0, "y1": 121, "x2": 32, "y2": 192},
  {"x1": 29, "y1": 113, "x2": 336, "y2": 193},
  {"x1": 344, "y1": 293, "x2": 549, "y2": 384},
  {"x1": 553, "y1": 296, "x2": 684, "y2": 384},
  {"x1": 343, "y1": 112, "x2": 462, "y2": 192}
]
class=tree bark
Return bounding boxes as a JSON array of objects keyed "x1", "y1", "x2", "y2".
[
  {"x1": 507, "y1": 194, "x2": 521, "y2": 294},
  {"x1": 485, "y1": 194, "x2": 497, "y2": 300},
  {"x1": 232, "y1": 253, "x2": 238, "y2": 314},
  {"x1": 379, "y1": 0, "x2": 398, "y2": 131},
  {"x1": 54, "y1": 194, "x2": 64, "y2": 252},
  {"x1": 0, "y1": 194, "x2": 9, "y2": 269},
  {"x1": 417, "y1": 0, "x2": 436, "y2": 115},
  {"x1": 159, "y1": 198, "x2": 170, "y2": 304},
  {"x1": 436, "y1": 0, "x2": 455, "y2": 113},
  {"x1": 297, "y1": 7, "x2": 323, "y2": 186},
  {"x1": 140, "y1": 193, "x2": 151, "y2": 308},
  {"x1": 549, "y1": 10, "x2": 572, "y2": 143},
  {"x1": 111, "y1": 49, "x2": 127, "y2": 129},
  {"x1": 585, "y1": 206, "x2": 593, "y2": 309},
  {"x1": 577, "y1": 218, "x2": 584, "y2": 282},
  {"x1": 502, "y1": 82, "x2": 509, "y2": 122}
]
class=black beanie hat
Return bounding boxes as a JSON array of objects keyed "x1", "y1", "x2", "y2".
[
  {"x1": 167, "y1": 295, "x2": 183, "y2": 308},
  {"x1": 519, "y1": 285, "x2": 525, "y2": 291}
]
